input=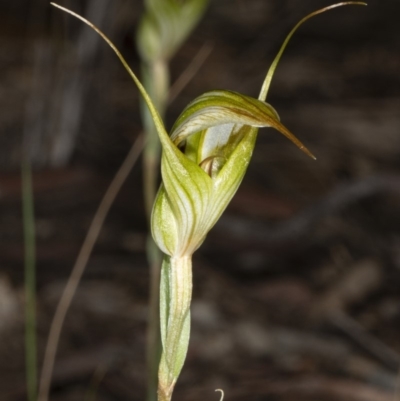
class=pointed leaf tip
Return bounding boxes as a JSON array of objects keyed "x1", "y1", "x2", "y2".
[
  {"x1": 302, "y1": 146, "x2": 317, "y2": 160},
  {"x1": 259, "y1": 1, "x2": 368, "y2": 101}
]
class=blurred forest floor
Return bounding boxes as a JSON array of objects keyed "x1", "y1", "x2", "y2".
[{"x1": 0, "y1": 0, "x2": 400, "y2": 400}]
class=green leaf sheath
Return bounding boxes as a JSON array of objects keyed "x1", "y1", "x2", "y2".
[{"x1": 158, "y1": 255, "x2": 192, "y2": 401}]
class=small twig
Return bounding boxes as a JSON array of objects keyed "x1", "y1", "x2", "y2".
[
  {"x1": 83, "y1": 364, "x2": 108, "y2": 401},
  {"x1": 254, "y1": 376, "x2": 395, "y2": 401},
  {"x1": 38, "y1": 134, "x2": 144, "y2": 401},
  {"x1": 168, "y1": 42, "x2": 213, "y2": 104},
  {"x1": 216, "y1": 175, "x2": 400, "y2": 246},
  {"x1": 331, "y1": 312, "x2": 400, "y2": 372},
  {"x1": 394, "y1": 368, "x2": 400, "y2": 401}
]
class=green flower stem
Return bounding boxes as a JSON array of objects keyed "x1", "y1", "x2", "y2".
[
  {"x1": 147, "y1": 240, "x2": 163, "y2": 401},
  {"x1": 158, "y1": 255, "x2": 192, "y2": 401},
  {"x1": 138, "y1": 1, "x2": 208, "y2": 395}
]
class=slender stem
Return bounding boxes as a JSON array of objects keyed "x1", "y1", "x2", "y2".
[
  {"x1": 38, "y1": 136, "x2": 144, "y2": 401},
  {"x1": 168, "y1": 42, "x2": 213, "y2": 104},
  {"x1": 146, "y1": 239, "x2": 163, "y2": 401},
  {"x1": 143, "y1": 43, "x2": 213, "y2": 401},
  {"x1": 142, "y1": 44, "x2": 213, "y2": 400},
  {"x1": 22, "y1": 159, "x2": 38, "y2": 401},
  {"x1": 158, "y1": 255, "x2": 193, "y2": 401}
]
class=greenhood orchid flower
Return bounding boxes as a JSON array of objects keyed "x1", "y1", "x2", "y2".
[
  {"x1": 50, "y1": 3, "x2": 366, "y2": 401},
  {"x1": 151, "y1": 89, "x2": 314, "y2": 258}
]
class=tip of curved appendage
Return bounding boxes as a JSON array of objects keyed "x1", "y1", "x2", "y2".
[
  {"x1": 301, "y1": 145, "x2": 317, "y2": 161},
  {"x1": 259, "y1": 1, "x2": 367, "y2": 102},
  {"x1": 215, "y1": 389, "x2": 225, "y2": 401}
]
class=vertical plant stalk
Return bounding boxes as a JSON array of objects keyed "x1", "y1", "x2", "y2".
[
  {"x1": 143, "y1": 43, "x2": 212, "y2": 399},
  {"x1": 137, "y1": 2, "x2": 209, "y2": 398},
  {"x1": 22, "y1": 160, "x2": 38, "y2": 401},
  {"x1": 158, "y1": 256, "x2": 192, "y2": 401}
]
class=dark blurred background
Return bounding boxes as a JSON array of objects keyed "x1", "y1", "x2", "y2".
[{"x1": 1, "y1": 0, "x2": 400, "y2": 400}]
